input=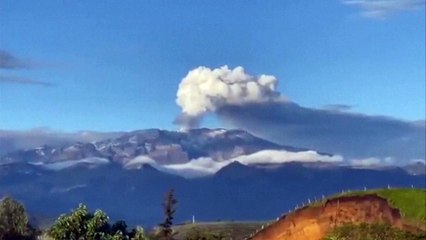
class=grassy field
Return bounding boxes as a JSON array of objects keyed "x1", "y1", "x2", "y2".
[
  {"x1": 172, "y1": 221, "x2": 267, "y2": 239},
  {"x1": 328, "y1": 188, "x2": 426, "y2": 222}
]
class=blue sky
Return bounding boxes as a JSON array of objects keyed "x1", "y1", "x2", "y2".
[{"x1": 0, "y1": 0, "x2": 425, "y2": 132}]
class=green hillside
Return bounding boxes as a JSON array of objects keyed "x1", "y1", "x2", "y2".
[
  {"x1": 330, "y1": 188, "x2": 426, "y2": 222},
  {"x1": 172, "y1": 221, "x2": 266, "y2": 240},
  {"x1": 172, "y1": 188, "x2": 425, "y2": 239}
]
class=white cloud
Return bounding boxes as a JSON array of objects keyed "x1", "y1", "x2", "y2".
[
  {"x1": 231, "y1": 150, "x2": 343, "y2": 165},
  {"x1": 124, "y1": 155, "x2": 157, "y2": 169},
  {"x1": 38, "y1": 157, "x2": 110, "y2": 170},
  {"x1": 130, "y1": 150, "x2": 343, "y2": 178},
  {"x1": 343, "y1": 0, "x2": 425, "y2": 19},
  {"x1": 349, "y1": 156, "x2": 396, "y2": 166},
  {"x1": 350, "y1": 157, "x2": 382, "y2": 166},
  {"x1": 160, "y1": 157, "x2": 230, "y2": 178}
]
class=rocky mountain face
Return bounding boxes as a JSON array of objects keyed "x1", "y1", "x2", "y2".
[
  {"x1": 403, "y1": 161, "x2": 426, "y2": 175},
  {"x1": 0, "y1": 128, "x2": 294, "y2": 167}
]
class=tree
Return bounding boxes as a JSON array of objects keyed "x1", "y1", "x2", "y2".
[
  {"x1": 86, "y1": 209, "x2": 110, "y2": 239},
  {"x1": 49, "y1": 203, "x2": 114, "y2": 240},
  {"x1": 0, "y1": 196, "x2": 36, "y2": 240},
  {"x1": 49, "y1": 204, "x2": 90, "y2": 240},
  {"x1": 111, "y1": 230, "x2": 126, "y2": 240},
  {"x1": 49, "y1": 204, "x2": 154, "y2": 240},
  {"x1": 130, "y1": 226, "x2": 149, "y2": 240},
  {"x1": 111, "y1": 220, "x2": 128, "y2": 236},
  {"x1": 158, "y1": 189, "x2": 178, "y2": 240}
]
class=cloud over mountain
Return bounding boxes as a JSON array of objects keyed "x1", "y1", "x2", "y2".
[{"x1": 125, "y1": 149, "x2": 342, "y2": 178}]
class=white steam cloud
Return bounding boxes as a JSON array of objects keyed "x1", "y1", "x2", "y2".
[{"x1": 175, "y1": 66, "x2": 282, "y2": 128}]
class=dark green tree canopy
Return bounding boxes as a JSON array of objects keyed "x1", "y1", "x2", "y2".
[
  {"x1": 49, "y1": 203, "x2": 149, "y2": 240},
  {"x1": 0, "y1": 196, "x2": 36, "y2": 240}
]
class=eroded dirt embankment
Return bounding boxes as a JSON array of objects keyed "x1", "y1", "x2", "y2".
[{"x1": 249, "y1": 194, "x2": 415, "y2": 240}]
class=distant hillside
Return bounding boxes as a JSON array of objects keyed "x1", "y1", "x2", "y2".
[
  {"x1": 173, "y1": 221, "x2": 266, "y2": 240},
  {"x1": 249, "y1": 188, "x2": 426, "y2": 240},
  {"x1": 1, "y1": 161, "x2": 424, "y2": 227}
]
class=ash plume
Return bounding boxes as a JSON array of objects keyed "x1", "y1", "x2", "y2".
[
  {"x1": 175, "y1": 66, "x2": 282, "y2": 129},
  {"x1": 175, "y1": 66, "x2": 425, "y2": 164}
]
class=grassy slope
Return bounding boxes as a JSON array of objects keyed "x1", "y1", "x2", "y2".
[
  {"x1": 173, "y1": 221, "x2": 266, "y2": 240},
  {"x1": 172, "y1": 188, "x2": 425, "y2": 239},
  {"x1": 329, "y1": 188, "x2": 426, "y2": 222}
]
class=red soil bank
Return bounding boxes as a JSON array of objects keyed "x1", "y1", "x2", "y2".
[{"x1": 248, "y1": 194, "x2": 419, "y2": 240}]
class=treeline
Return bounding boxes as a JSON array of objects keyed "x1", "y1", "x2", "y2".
[
  {"x1": 4, "y1": 192, "x2": 423, "y2": 240},
  {"x1": 0, "y1": 190, "x2": 227, "y2": 240},
  {"x1": 1, "y1": 190, "x2": 179, "y2": 240}
]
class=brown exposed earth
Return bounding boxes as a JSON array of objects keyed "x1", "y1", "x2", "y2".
[{"x1": 248, "y1": 194, "x2": 421, "y2": 240}]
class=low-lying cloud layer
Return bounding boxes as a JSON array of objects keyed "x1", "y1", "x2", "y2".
[
  {"x1": 125, "y1": 149, "x2": 342, "y2": 178},
  {"x1": 175, "y1": 66, "x2": 425, "y2": 165}
]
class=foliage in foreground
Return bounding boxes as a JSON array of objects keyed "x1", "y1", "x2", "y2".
[
  {"x1": 157, "y1": 189, "x2": 178, "y2": 240},
  {"x1": 0, "y1": 189, "x2": 178, "y2": 240},
  {"x1": 0, "y1": 196, "x2": 37, "y2": 240},
  {"x1": 2, "y1": 188, "x2": 425, "y2": 240},
  {"x1": 323, "y1": 223, "x2": 426, "y2": 240},
  {"x1": 49, "y1": 204, "x2": 149, "y2": 240}
]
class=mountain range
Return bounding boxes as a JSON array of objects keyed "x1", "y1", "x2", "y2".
[
  {"x1": 1, "y1": 129, "x2": 298, "y2": 165},
  {"x1": 0, "y1": 128, "x2": 424, "y2": 227}
]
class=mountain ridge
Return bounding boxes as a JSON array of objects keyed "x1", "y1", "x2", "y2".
[
  {"x1": 0, "y1": 128, "x2": 424, "y2": 227},
  {"x1": 0, "y1": 128, "x2": 423, "y2": 178}
]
